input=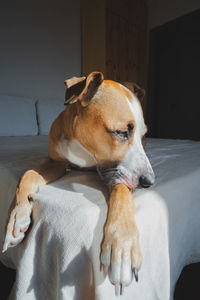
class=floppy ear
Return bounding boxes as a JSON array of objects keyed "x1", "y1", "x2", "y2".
[
  {"x1": 122, "y1": 82, "x2": 145, "y2": 102},
  {"x1": 64, "y1": 72, "x2": 104, "y2": 106},
  {"x1": 64, "y1": 76, "x2": 86, "y2": 105},
  {"x1": 79, "y1": 72, "x2": 104, "y2": 107}
]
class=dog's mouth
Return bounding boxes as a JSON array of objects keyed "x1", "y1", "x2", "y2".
[
  {"x1": 97, "y1": 166, "x2": 138, "y2": 190},
  {"x1": 97, "y1": 165, "x2": 155, "y2": 190}
]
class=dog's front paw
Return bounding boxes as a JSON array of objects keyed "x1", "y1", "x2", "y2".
[
  {"x1": 2, "y1": 200, "x2": 33, "y2": 253},
  {"x1": 100, "y1": 194, "x2": 142, "y2": 295}
]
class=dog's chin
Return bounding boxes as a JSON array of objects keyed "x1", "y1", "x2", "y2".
[{"x1": 97, "y1": 166, "x2": 139, "y2": 190}]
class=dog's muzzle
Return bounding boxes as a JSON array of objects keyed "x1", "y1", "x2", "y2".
[
  {"x1": 139, "y1": 174, "x2": 155, "y2": 188},
  {"x1": 97, "y1": 165, "x2": 155, "y2": 190}
]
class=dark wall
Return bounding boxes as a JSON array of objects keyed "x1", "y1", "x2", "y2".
[{"x1": 147, "y1": 9, "x2": 200, "y2": 140}]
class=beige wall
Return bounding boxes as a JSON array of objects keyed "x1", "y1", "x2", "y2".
[
  {"x1": 0, "y1": 0, "x2": 81, "y2": 100},
  {"x1": 148, "y1": 0, "x2": 200, "y2": 29}
]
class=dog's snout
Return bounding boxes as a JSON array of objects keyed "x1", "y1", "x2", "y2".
[{"x1": 139, "y1": 174, "x2": 155, "y2": 188}]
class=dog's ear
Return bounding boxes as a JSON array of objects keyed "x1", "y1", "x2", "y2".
[
  {"x1": 64, "y1": 76, "x2": 86, "y2": 105},
  {"x1": 64, "y1": 72, "x2": 104, "y2": 106},
  {"x1": 122, "y1": 82, "x2": 145, "y2": 102},
  {"x1": 79, "y1": 72, "x2": 104, "y2": 107}
]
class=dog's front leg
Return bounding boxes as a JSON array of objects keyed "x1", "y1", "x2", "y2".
[
  {"x1": 101, "y1": 183, "x2": 142, "y2": 295},
  {"x1": 2, "y1": 158, "x2": 67, "y2": 252}
]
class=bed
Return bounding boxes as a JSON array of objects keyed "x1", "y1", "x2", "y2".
[{"x1": 0, "y1": 95, "x2": 200, "y2": 300}]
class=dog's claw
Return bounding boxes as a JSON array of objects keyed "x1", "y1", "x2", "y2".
[
  {"x1": 120, "y1": 283, "x2": 124, "y2": 295},
  {"x1": 2, "y1": 242, "x2": 8, "y2": 253},
  {"x1": 132, "y1": 267, "x2": 139, "y2": 282}
]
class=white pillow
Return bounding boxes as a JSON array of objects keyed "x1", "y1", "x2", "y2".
[
  {"x1": 0, "y1": 95, "x2": 38, "y2": 136},
  {"x1": 36, "y1": 98, "x2": 65, "y2": 135}
]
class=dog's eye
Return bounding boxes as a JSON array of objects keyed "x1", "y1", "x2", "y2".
[
  {"x1": 106, "y1": 128, "x2": 130, "y2": 141},
  {"x1": 106, "y1": 123, "x2": 134, "y2": 141},
  {"x1": 115, "y1": 129, "x2": 129, "y2": 141}
]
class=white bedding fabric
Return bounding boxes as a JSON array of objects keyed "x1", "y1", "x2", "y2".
[{"x1": 0, "y1": 137, "x2": 200, "y2": 300}]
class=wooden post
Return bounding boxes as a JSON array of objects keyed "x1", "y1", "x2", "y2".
[
  {"x1": 81, "y1": 0, "x2": 106, "y2": 76},
  {"x1": 81, "y1": 0, "x2": 147, "y2": 112}
]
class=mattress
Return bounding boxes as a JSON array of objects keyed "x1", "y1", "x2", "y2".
[{"x1": 0, "y1": 136, "x2": 200, "y2": 300}]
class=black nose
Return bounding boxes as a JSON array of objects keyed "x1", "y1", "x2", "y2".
[{"x1": 139, "y1": 174, "x2": 155, "y2": 188}]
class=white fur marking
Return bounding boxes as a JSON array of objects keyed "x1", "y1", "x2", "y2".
[
  {"x1": 122, "y1": 85, "x2": 147, "y2": 136},
  {"x1": 56, "y1": 138, "x2": 97, "y2": 168},
  {"x1": 119, "y1": 84, "x2": 154, "y2": 178}
]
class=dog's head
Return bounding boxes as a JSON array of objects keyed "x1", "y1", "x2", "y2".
[{"x1": 64, "y1": 72, "x2": 155, "y2": 189}]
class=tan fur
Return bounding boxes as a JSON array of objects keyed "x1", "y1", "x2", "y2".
[
  {"x1": 101, "y1": 184, "x2": 142, "y2": 267},
  {"x1": 3, "y1": 159, "x2": 66, "y2": 250},
  {"x1": 3, "y1": 72, "x2": 145, "y2": 285},
  {"x1": 16, "y1": 159, "x2": 67, "y2": 204},
  {"x1": 49, "y1": 79, "x2": 136, "y2": 164}
]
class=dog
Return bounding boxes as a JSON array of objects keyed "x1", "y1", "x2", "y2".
[{"x1": 2, "y1": 72, "x2": 155, "y2": 295}]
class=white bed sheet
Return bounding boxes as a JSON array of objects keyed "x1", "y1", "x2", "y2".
[{"x1": 0, "y1": 136, "x2": 200, "y2": 300}]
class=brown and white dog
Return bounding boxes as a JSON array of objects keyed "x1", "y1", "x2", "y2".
[{"x1": 2, "y1": 72, "x2": 155, "y2": 295}]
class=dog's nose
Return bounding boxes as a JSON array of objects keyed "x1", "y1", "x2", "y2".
[{"x1": 139, "y1": 174, "x2": 155, "y2": 188}]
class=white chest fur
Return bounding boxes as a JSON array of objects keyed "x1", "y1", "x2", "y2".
[{"x1": 56, "y1": 138, "x2": 97, "y2": 168}]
